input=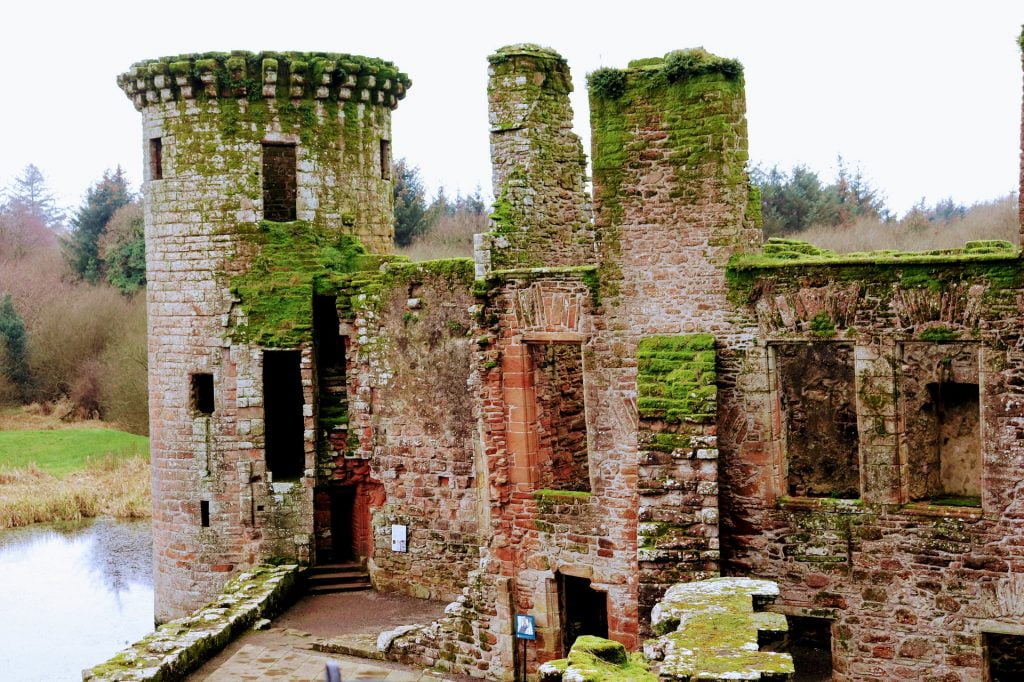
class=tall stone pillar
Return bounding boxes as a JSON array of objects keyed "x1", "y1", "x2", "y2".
[{"x1": 475, "y1": 44, "x2": 594, "y2": 275}]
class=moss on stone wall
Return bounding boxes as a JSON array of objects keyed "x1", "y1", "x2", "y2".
[
  {"x1": 482, "y1": 44, "x2": 594, "y2": 271},
  {"x1": 228, "y1": 220, "x2": 380, "y2": 347},
  {"x1": 589, "y1": 49, "x2": 753, "y2": 302},
  {"x1": 727, "y1": 238, "x2": 1024, "y2": 304},
  {"x1": 637, "y1": 335, "x2": 716, "y2": 423}
]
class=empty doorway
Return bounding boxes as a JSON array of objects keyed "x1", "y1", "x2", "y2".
[{"x1": 558, "y1": 573, "x2": 607, "y2": 654}]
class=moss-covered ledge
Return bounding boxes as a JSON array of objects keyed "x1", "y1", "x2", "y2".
[
  {"x1": 83, "y1": 564, "x2": 301, "y2": 681},
  {"x1": 644, "y1": 577, "x2": 794, "y2": 681},
  {"x1": 727, "y1": 238, "x2": 1024, "y2": 304}
]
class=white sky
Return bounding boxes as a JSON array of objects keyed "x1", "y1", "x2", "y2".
[{"x1": 1, "y1": 0, "x2": 1021, "y2": 218}]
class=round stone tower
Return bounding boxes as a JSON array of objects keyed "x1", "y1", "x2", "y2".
[{"x1": 118, "y1": 51, "x2": 409, "y2": 622}]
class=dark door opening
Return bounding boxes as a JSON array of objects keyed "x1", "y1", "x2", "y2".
[
  {"x1": 329, "y1": 486, "x2": 356, "y2": 562},
  {"x1": 787, "y1": 616, "x2": 833, "y2": 682},
  {"x1": 558, "y1": 573, "x2": 607, "y2": 654},
  {"x1": 263, "y1": 350, "x2": 305, "y2": 481}
]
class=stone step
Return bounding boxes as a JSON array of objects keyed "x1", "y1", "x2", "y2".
[
  {"x1": 307, "y1": 570, "x2": 369, "y2": 586},
  {"x1": 306, "y1": 581, "x2": 373, "y2": 595},
  {"x1": 308, "y1": 562, "x2": 363, "y2": 575}
]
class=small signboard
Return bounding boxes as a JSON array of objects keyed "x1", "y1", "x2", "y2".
[
  {"x1": 515, "y1": 614, "x2": 536, "y2": 640},
  {"x1": 391, "y1": 524, "x2": 407, "y2": 552}
]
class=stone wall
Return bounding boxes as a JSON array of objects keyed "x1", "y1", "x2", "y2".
[
  {"x1": 84, "y1": 564, "x2": 301, "y2": 681},
  {"x1": 341, "y1": 261, "x2": 485, "y2": 602},
  {"x1": 475, "y1": 45, "x2": 593, "y2": 274},
  {"x1": 722, "y1": 243, "x2": 1024, "y2": 680},
  {"x1": 636, "y1": 335, "x2": 721, "y2": 632},
  {"x1": 120, "y1": 50, "x2": 407, "y2": 621}
]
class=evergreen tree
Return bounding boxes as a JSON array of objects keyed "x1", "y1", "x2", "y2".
[
  {"x1": 64, "y1": 167, "x2": 132, "y2": 282},
  {"x1": 100, "y1": 201, "x2": 146, "y2": 294},
  {"x1": 6, "y1": 164, "x2": 64, "y2": 229},
  {"x1": 752, "y1": 159, "x2": 889, "y2": 236},
  {"x1": 393, "y1": 159, "x2": 431, "y2": 247},
  {"x1": 0, "y1": 294, "x2": 31, "y2": 399}
]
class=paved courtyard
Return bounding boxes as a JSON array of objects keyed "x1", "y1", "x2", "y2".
[{"x1": 187, "y1": 590, "x2": 475, "y2": 682}]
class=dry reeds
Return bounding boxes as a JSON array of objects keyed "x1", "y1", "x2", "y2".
[
  {"x1": 796, "y1": 194, "x2": 1018, "y2": 253},
  {"x1": 0, "y1": 455, "x2": 150, "y2": 529}
]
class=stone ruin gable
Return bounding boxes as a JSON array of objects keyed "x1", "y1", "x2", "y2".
[
  {"x1": 118, "y1": 50, "x2": 408, "y2": 622},
  {"x1": 327, "y1": 260, "x2": 487, "y2": 603},
  {"x1": 717, "y1": 238, "x2": 1024, "y2": 680},
  {"x1": 587, "y1": 48, "x2": 761, "y2": 630},
  {"x1": 475, "y1": 45, "x2": 595, "y2": 274}
]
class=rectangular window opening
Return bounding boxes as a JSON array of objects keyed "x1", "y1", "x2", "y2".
[
  {"x1": 987, "y1": 633, "x2": 1024, "y2": 680},
  {"x1": 262, "y1": 142, "x2": 297, "y2": 222},
  {"x1": 380, "y1": 139, "x2": 391, "y2": 180},
  {"x1": 263, "y1": 350, "x2": 305, "y2": 481},
  {"x1": 200, "y1": 500, "x2": 210, "y2": 528},
  {"x1": 786, "y1": 616, "x2": 833, "y2": 681},
  {"x1": 529, "y1": 343, "x2": 590, "y2": 492},
  {"x1": 776, "y1": 343, "x2": 860, "y2": 499},
  {"x1": 149, "y1": 138, "x2": 163, "y2": 180},
  {"x1": 191, "y1": 373, "x2": 214, "y2": 416},
  {"x1": 558, "y1": 573, "x2": 607, "y2": 655},
  {"x1": 901, "y1": 343, "x2": 981, "y2": 506}
]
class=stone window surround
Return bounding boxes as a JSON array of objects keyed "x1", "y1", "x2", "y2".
[
  {"x1": 767, "y1": 339, "x2": 986, "y2": 511},
  {"x1": 503, "y1": 332, "x2": 590, "y2": 492}
]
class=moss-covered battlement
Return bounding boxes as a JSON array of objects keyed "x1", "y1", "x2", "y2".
[
  {"x1": 118, "y1": 51, "x2": 410, "y2": 111},
  {"x1": 489, "y1": 43, "x2": 565, "y2": 64},
  {"x1": 588, "y1": 48, "x2": 743, "y2": 101},
  {"x1": 228, "y1": 220, "x2": 473, "y2": 348},
  {"x1": 726, "y1": 238, "x2": 1024, "y2": 303}
]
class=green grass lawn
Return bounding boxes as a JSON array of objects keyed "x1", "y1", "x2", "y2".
[{"x1": 0, "y1": 429, "x2": 149, "y2": 476}]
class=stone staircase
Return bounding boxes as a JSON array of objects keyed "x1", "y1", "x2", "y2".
[{"x1": 306, "y1": 562, "x2": 372, "y2": 595}]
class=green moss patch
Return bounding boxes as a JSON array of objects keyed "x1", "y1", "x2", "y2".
[
  {"x1": 637, "y1": 335, "x2": 716, "y2": 423},
  {"x1": 539, "y1": 635, "x2": 655, "y2": 681},
  {"x1": 648, "y1": 577, "x2": 794, "y2": 679}
]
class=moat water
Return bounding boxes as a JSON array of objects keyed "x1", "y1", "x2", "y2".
[{"x1": 0, "y1": 517, "x2": 153, "y2": 681}]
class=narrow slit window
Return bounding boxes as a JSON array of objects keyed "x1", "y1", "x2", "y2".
[
  {"x1": 200, "y1": 500, "x2": 210, "y2": 528},
  {"x1": 262, "y1": 142, "x2": 297, "y2": 221},
  {"x1": 149, "y1": 138, "x2": 163, "y2": 180},
  {"x1": 987, "y1": 633, "x2": 1024, "y2": 679},
  {"x1": 191, "y1": 373, "x2": 214, "y2": 416},
  {"x1": 380, "y1": 139, "x2": 391, "y2": 180}
]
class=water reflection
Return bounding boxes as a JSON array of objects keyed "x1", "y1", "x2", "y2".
[{"x1": 0, "y1": 518, "x2": 153, "y2": 681}]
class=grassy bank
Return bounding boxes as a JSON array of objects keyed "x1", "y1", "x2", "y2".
[
  {"x1": 0, "y1": 410, "x2": 151, "y2": 528},
  {"x1": 0, "y1": 428, "x2": 147, "y2": 476}
]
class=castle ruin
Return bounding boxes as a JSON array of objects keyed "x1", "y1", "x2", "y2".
[{"x1": 118, "y1": 31, "x2": 1024, "y2": 680}]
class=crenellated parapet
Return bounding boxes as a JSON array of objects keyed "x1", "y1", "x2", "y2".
[{"x1": 117, "y1": 51, "x2": 411, "y2": 111}]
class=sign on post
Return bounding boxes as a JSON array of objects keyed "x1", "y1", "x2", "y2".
[{"x1": 515, "y1": 614, "x2": 536, "y2": 640}]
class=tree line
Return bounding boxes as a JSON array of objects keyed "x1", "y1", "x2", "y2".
[{"x1": 0, "y1": 165, "x2": 147, "y2": 432}]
